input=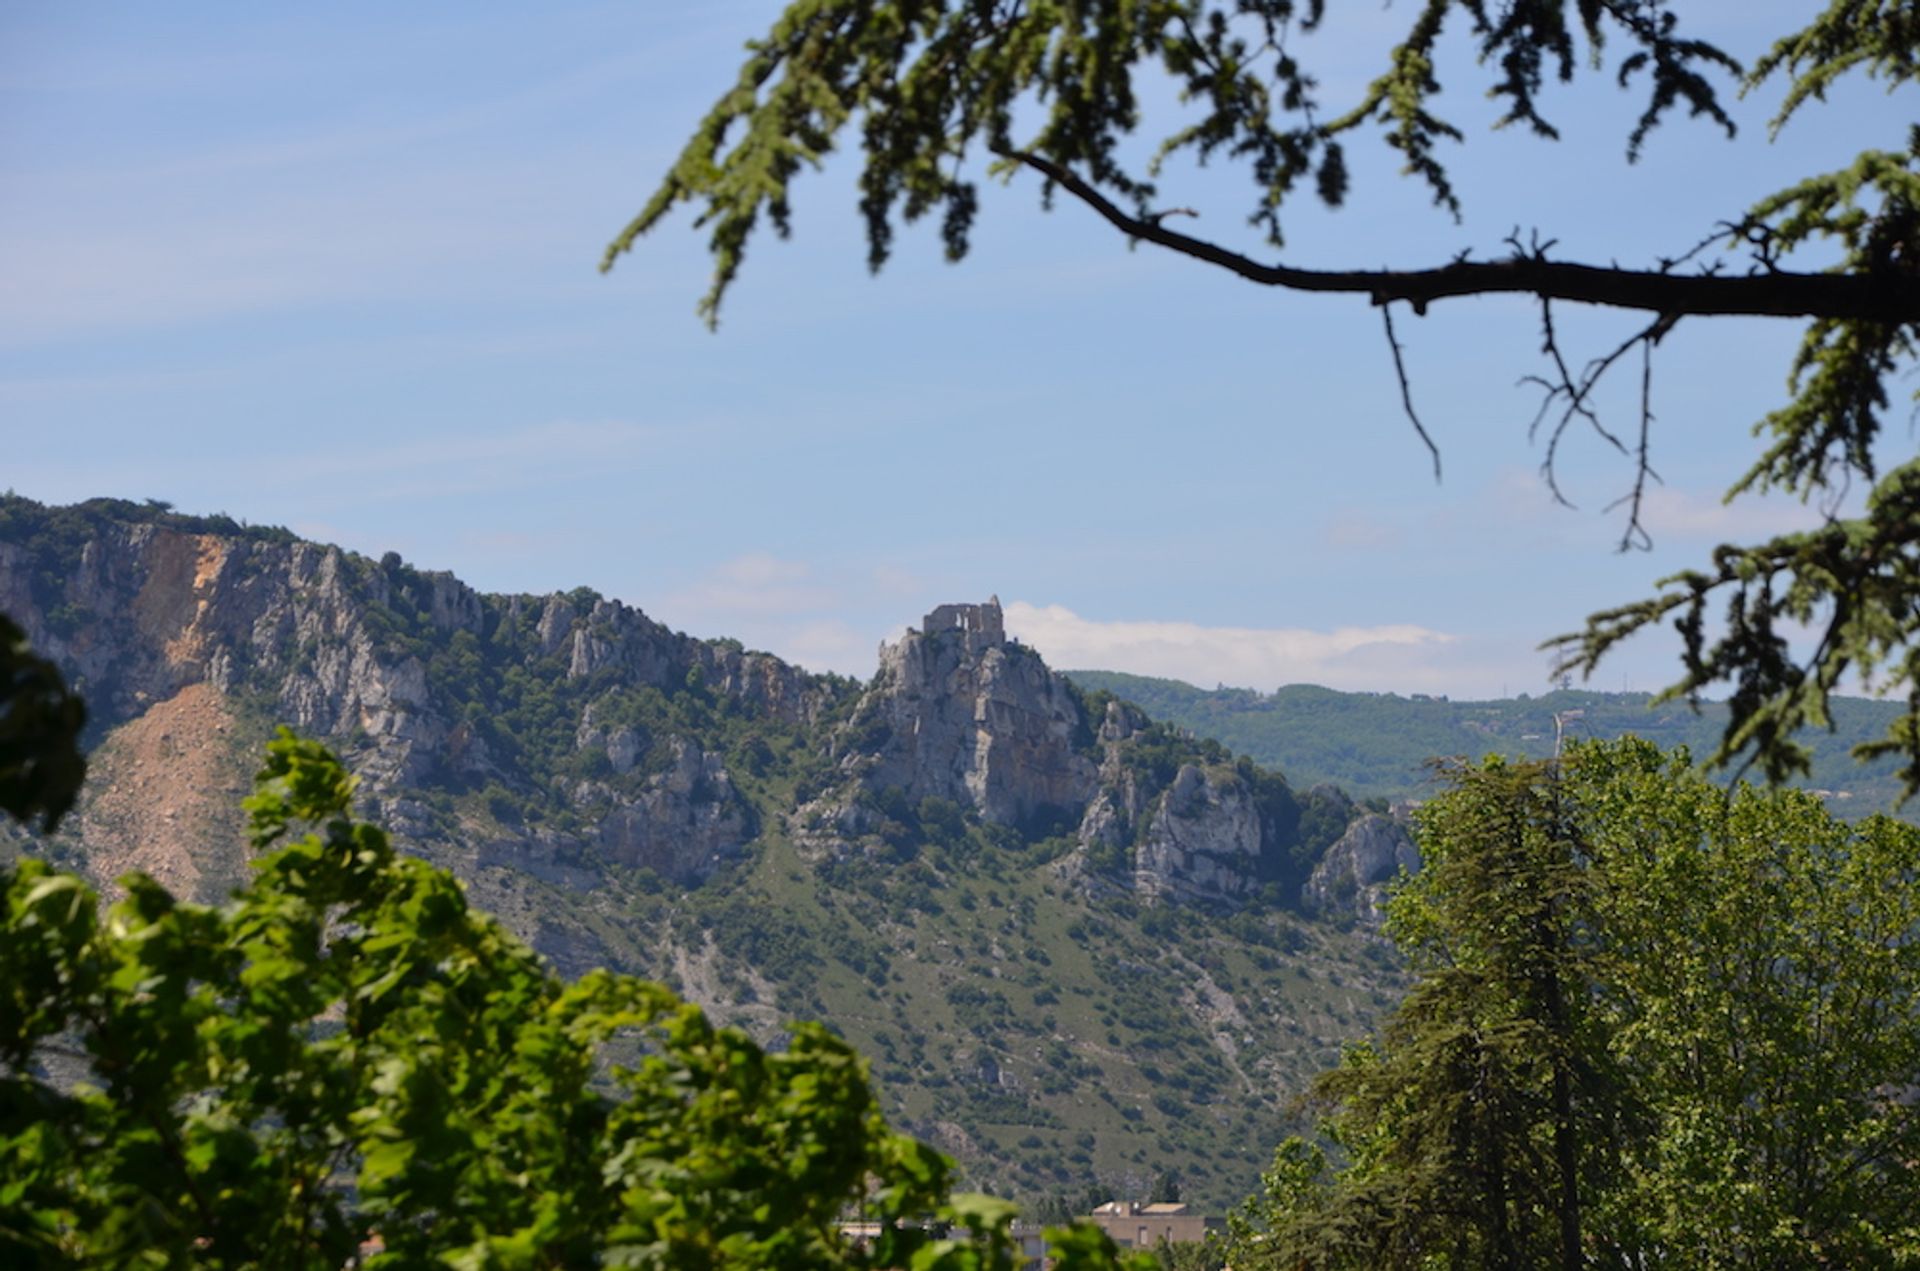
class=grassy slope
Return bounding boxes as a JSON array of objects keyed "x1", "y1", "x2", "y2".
[
  {"x1": 514, "y1": 734, "x2": 1407, "y2": 1212},
  {"x1": 695, "y1": 827, "x2": 1401, "y2": 1210},
  {"x1": 44, "y1": 688, "x2": 1389, "y2": 1211}
]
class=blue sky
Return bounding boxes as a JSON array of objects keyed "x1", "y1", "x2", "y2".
[{"x1": 3, "y1": 3, "x2": 1904, "y2": 696}]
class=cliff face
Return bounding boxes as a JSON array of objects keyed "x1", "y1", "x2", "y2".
[
  {"x1": 832, "y1": 601, "x2": 1099, "y2": 828},
  {"x1": 1302, "y1": 807, "x2": 1421, "y2": 924},
  {"x1": 806, "y1": 601, "x2": 1364, "y2": 910},
  {"x1": 1130, "y1": 763, "x2": 1267, "y2": 904},
  {"x1": 0, "y1": 504, "x2": 837, "y2": 912},
  {"x1": 4, "y1": 493, "x2": 1381, "y2": 919}
]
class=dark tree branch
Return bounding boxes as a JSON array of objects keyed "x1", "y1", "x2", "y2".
[
  {"x1": 1600, "y1": 335, "x2": 1663, "y2": 553},
  {"x1": 1522, "y1": 301, "x2": 1675, "y2": 541},
  {"x1": 1381, "y1": 303, "x2": 1443, "y2": 481},
  {"x1": 993, "y1": 147, "x2": 1920, "y2": 323},
  {"x1": 1523, "y1": 297, "x2": 1631, "y2": 511}
]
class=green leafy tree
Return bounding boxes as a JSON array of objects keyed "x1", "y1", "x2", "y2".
[
  {"x1": 1228, "y1": 738, "x2": 1920, "y2": 1268},
  {"x1": 0, "y1": 613, "x2": 85, "y2": 832},
  {"x1": 605, "y1": 1, "x2": 1920, "y2": 795},
  {"x1": 1152, "y1": 1237, "x2": 1225, "y2": 1271},
  {"x1": 0, "y1": 727, "x2": 1151, "y2": 1270},
  {"x1": 1574, "y1": 740, "x2": 1920, "y2": 1265}
]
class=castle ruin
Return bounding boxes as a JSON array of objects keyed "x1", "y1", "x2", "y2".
[{"x1": 920, "y1": 596, "x2": 1004, "y2": 643}]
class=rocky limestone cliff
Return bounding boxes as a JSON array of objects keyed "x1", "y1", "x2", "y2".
[
  {"x1": 0, "y1": 500, "x2": 839, "y2": 911},
  {"x1": 593, "y1": 736, "x2": 755, "y2": 882},
  {"x1": 832, "y1": 600, "x2": 1099, "y2": 828},
  {"x1": 1301, "y1": 800, "x2": 1421, "y2": 926},
  {"x1": 1130, "y1": 762, "x2": 1265, "y2": 904},
  {"x1": 5, "y1": 498, "x2": 1385, "y2": 929},
  {"x1": 804, "y1": 602, "x2": 1363, "y2": 909}
]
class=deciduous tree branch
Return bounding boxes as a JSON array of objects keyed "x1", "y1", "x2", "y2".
[{"x1": 994, "y1": 147, "x2": 1919, "y2": 324}]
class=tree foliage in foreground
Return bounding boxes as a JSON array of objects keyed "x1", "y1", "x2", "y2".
[
  {"x1": 0, "y1": 612, "x2": 85, "y2": 833},
  {"x1": 0, "y1": 729, "x2": 1150, "y2": 1270},
  {"x1": 606, "y1": 0, "x2": 1920, "y2": 797},
  {"x1": 1230, "y1": 738, "x2": 1920, "y2": 1269}
]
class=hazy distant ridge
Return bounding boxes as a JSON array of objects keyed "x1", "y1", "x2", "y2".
[{"x1": 1063, "y1": 671, "x2": 1908, "y2": 814}]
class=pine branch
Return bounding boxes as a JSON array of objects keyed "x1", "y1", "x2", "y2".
[{"x1": 991, "y1": 147, "x2": 1919, "y2": 324}]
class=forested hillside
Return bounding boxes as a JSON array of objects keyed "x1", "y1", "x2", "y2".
[
  {"x1": 0, "y1": 494, "x2": 1409, "y2": 1210},
  {"x1": 1064, "y1": 671, "x2": 1910, "y2": 814}
]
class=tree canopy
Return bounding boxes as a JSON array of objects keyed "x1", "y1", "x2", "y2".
[
  {"x1": 0, "y1": 612, "x2": 85, "y2": 834},
  {"x1": 605, "y1": 1, "x2": 1920, "y2": 797},
  {"x1": 1226, "y1": 739, "x2": 1920, "y2": 1268}
]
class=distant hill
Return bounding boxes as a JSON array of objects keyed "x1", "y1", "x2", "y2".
[{"x1": 1061, "y1": 671, "x2": 1911, "y2": 815}]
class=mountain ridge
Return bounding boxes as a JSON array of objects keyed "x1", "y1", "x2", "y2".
[{"x1": 0, "y1": 493, "x2": 1407, "y2": 1210}]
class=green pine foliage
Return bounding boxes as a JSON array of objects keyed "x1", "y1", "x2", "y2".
[
  {"x1": 1230, "y1": 738, "x2": 1920, "y2": 1268},
  {"x1": 607, "y1": 1, "x2": 1920, "y2": 801}
]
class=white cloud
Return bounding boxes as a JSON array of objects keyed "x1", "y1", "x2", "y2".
[
  {"x1": 1634, "y1": 486, "x2": 1834, "y2": 541},
  {"x1": 779, "y1": 620, "x2": 902, "y2": 680},
  {"x1": 1003, "y1": 601, "x2": 1474, "y2": 694},
  {"x1": 649, "y1": 555, "x2": 884, "y2": 677},
  {"x1": 663, "y1": 553, "x2": 840, "y2": 619}
]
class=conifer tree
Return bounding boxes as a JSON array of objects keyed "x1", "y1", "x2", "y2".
[{"x1": 1228, "y1": 739, "x2": 1920, "y2": 1268}]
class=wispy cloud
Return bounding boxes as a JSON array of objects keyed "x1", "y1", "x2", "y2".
[
  {"x1": 1003, "y1": 601, "x2": 1473, "y2": 694},
  {"x1": 0, "y1": 150, "x2": 600, "y2": 342},
  {"x1": 662, "y1": 553, "x2": 841, "y2": 619},
  {"x1": 16, "y1": 418, "x2": 675, "y2": 513},
  {"x1": 1320, "y1": 509, "x2": 1406, "y2": 552},
  {"x1": 646, "y1": 555, "x2": 925, "y2": 677},
  {"x1": 1634, "y1": 485, "x2": 1834, "y2": 541},
  {"x1": 1, "y1": 90, "x2": 703, "y2": 344}
]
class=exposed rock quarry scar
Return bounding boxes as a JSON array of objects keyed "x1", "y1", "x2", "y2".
[
  {"x1": 132, "y1": 531, "x2": 231, "y2": 671},
  {"x1": 75, "y1": 681, "x2": 249, "y2": 903}
]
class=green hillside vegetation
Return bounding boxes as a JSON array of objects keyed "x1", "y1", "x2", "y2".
[
  {"x1": 1064, "y1": 671, "x2": 1910, "y2": 814},
  {"x1": 448, "y1": 706, "x2": 1407, "y2": 1211},
  {"x1": 1234, "y1": 740, "x2": 1920, "y2": 1267}
]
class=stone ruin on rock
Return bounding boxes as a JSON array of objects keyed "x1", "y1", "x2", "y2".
[{"x1": 920, "y1": 597, "x2": 1006, "y2": 643}]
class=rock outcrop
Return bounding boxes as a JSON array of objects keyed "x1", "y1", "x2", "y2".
[
  {"x1": 795, "y1": 599, "x2": 1384, "y2": 909},
  {"x1": 830, "y1": 600, "x2": 1099, "y2": 828},
  {"x1": 1301, "y1": 812, "x2": 1421, "y2": 925},
  {"x1": 4, "y1": 499, "x2": 1391, "y2": 925},
  {"x1": 0, "y1": 502, "x2": 813, "y2": 896},
  {"x1": 1131, "y1": 763, "x2": 1264, "y2": 904},
  {"x1": 593, "y1": 737, "x2": 754, "y2": 884},
  {"x1": 2, "y1": 521, "x2": 826, "y2": 787}
]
